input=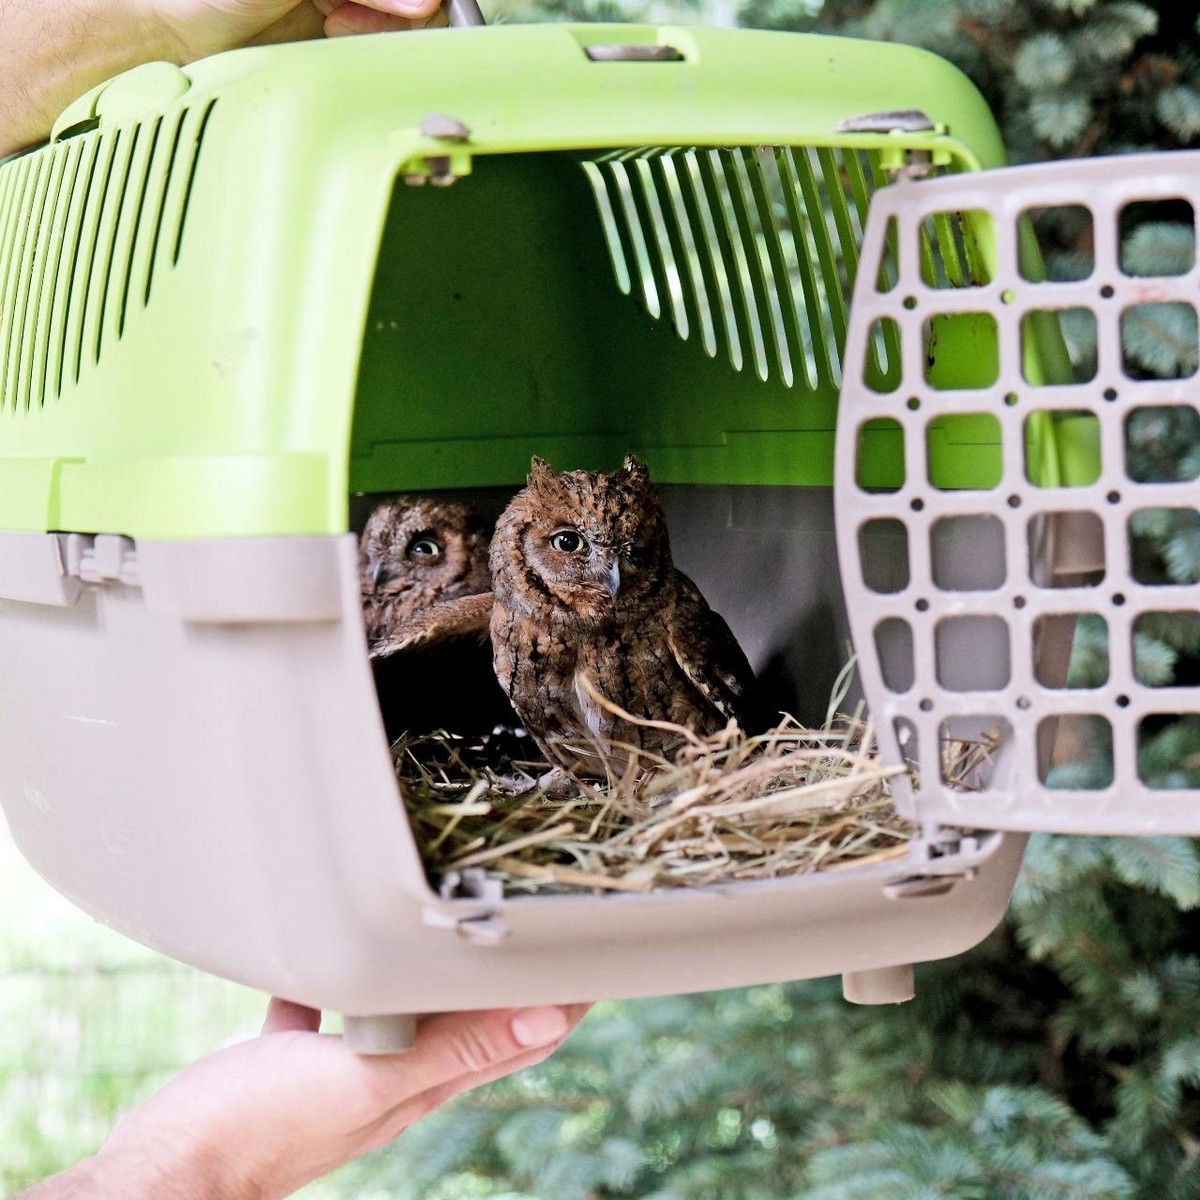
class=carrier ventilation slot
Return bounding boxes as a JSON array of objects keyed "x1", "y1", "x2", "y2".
[
  {"x1": 0, "y1": 100, "x2": 216, "y2": 412},
  {"x1": 582, "y1": 145, "x2": 889, "y2": 392}
]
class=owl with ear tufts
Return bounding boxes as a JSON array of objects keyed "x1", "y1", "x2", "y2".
[
  {"x1": 360, "y1": 496, "x2": 512, "y2": 740},
  {"x1": 489, "y1": 455, "x2": 763, "y2": 776},
  {"x1": 359, "y1": 496, "x2": 491, "y2": 653}
]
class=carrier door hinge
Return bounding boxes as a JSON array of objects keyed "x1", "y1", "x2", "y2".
[
  {"x1": 400, "y1": 114, "x2": 473, "y2": 188},
  {"x1": 424, "y1": 867, "x2": 510, "y2": 945},
  {"x1": 882, "y1": 828, "x2": 986, "y2": 899},
  {"x1": 836, "y1": 109, "x2": 952, "y2": 181},
  {"x1": 62, "y1": 533, "x2": 140, "y2": 588}
]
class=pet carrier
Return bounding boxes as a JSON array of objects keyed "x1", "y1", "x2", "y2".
[{"x1": 3, "y1": 24, "x2": 1174, "y2": 1054}]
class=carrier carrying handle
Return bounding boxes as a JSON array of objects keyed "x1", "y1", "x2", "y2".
[{"x1": 444, "y1": 0, "x2": 485, "y2": 25}]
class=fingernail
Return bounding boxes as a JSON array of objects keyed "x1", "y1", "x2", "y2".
[{"x1": 511, "y1": 1006, "x2": 569, "y2": 1047}]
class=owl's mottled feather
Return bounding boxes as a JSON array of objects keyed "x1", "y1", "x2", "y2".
[
  {"x1": 370, "y1": 591, "x2": 493, "y2": 659},
  {"x1": 667, "y1": 573, "x2": 756, "y2": 725},
  {"x1": 489, "y1": 456, "x2": 760, "y2": 775}
]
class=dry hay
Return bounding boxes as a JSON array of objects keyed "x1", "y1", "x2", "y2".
[
  {"x1": 391, "y1": 658, "x2": 1004, "y2": 896},
  {"x1": 393, "y1": 674, "x2": 1008, "y2": 896}
]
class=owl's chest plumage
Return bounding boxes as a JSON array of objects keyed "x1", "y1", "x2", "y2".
[{"x1": 491, "y1": 577, "x2": 724, "y2": 773}]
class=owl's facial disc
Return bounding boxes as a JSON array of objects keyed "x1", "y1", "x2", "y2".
[
  {"x1": 546, "y1": 528, "x2": 622, "y2": 603},
  {"x1": 370, "y1": 532, "x2": 444, "y2": 591},
  {"x1": 583, "y1": 545, "x2": 620, "y2": 600}
]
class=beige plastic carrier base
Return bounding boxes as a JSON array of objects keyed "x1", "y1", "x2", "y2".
[{"x1": 0, "y1": 497, "x2": 1024, "y2": 1053}]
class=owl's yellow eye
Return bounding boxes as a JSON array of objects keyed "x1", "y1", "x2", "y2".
[
  {"x1": 550, "y1": 530, "x2": 584, "y2": 553},
  {"x1": 407, "y1": 536, "x2": 443, "y2": 560}
]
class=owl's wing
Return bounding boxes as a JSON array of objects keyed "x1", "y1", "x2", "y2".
[
  {"x1": 369, "y1": 591, "x2": 494, "y2": 660},
  {"x1": 667, "y1": 572, "x2": 762, "y2": 730}
]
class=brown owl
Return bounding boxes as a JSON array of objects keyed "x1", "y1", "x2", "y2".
[
  {"x1": 489, "y1": 455, "x2": 762, "y2": 776},
  {"x1": 360, "y1": 496, "x2": 511, "y2": 740},
  {"x1": 359, "y1": 496, "x2": 491, "y2": 652}
]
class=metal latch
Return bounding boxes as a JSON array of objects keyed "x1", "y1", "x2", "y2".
[
  {"x1": 423, "y1": 867, "x2": 510, "y2": 945},
  {"x1": 402, "y1": 114, "x2": 473, "y2": 188},
  {"x1": 62, "y1": 533, "x2": 140, "y2": 587},
  {"x1": 838, "y1": 108, "x2": 937, "y2": 134},
  {"x1": 836, "y1": 109, "x2": 951, "y2": 181},
  {"x1": 882, "y1": 827, "x2": 984, "y2": 898}
]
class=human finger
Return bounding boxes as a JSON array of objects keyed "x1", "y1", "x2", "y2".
[
  {"x1": 350, "y1": 0, "x2": 445, "y2": 19},
  {"x1": 244, "y1": 3, "x2": 328, "y2": 48},
  {"x1": 407, "y1": 1003, "x2": 591, "y2": 1107},
  {"x1": 351, "y1": 1003, "x2": 591, "y2": 1151},
  {"x1": 262, "y1": 997, "x2": 322, "y2": 1034},
  {"x1": 324, "y1": 0, "x2": 447, "y2": 35},
  {"x1": 316, "y1": 0, "x2": 442, "y2": 13},
  {"x1": 351, "y1": 1004, "x2": 571, "y2": 1110}
]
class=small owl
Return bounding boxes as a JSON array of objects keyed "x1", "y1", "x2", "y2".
[
  {"x1": 360, "y1": 496, "x2": 510, "y2": 740},
  {"x1": 359, "y1": 496, "x2": 491, "y2": 651},
  {"x1": 489, "y1": 455, "x2": 762, "y2": 776}
]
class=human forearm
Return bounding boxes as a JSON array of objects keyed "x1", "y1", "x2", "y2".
[
  {"x1": 0, "y1": 1, "x2": 184, "y2": 158},
  {"x1": 16, "y1": 1000, "x2": 586, "y2": 1200},
  {"x1": 16, "y1": 1140, "x2": 226, "y2": 1200}
]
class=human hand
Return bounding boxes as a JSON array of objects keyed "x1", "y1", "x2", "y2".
[
  {"x1": 157, "y1": 0, "x2": 448, "y2": 64},
  {"x1": 1, "y1": 0, "x2": 446, "y2": 158},
  {"x1": 28, "y1": 998, "x2": 587, "y2": 1200}
]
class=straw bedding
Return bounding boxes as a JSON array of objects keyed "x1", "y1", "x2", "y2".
[{"x1": 391, "y1": 668, "x2": 995, "y2": 895}]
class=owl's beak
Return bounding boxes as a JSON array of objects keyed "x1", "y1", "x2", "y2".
[
  {"x1": 601, "y1": 556, "x2": 621, "y2": 600},
  {"x1": 372, "y1": 562, "x2": 387, "y2": 588}
]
